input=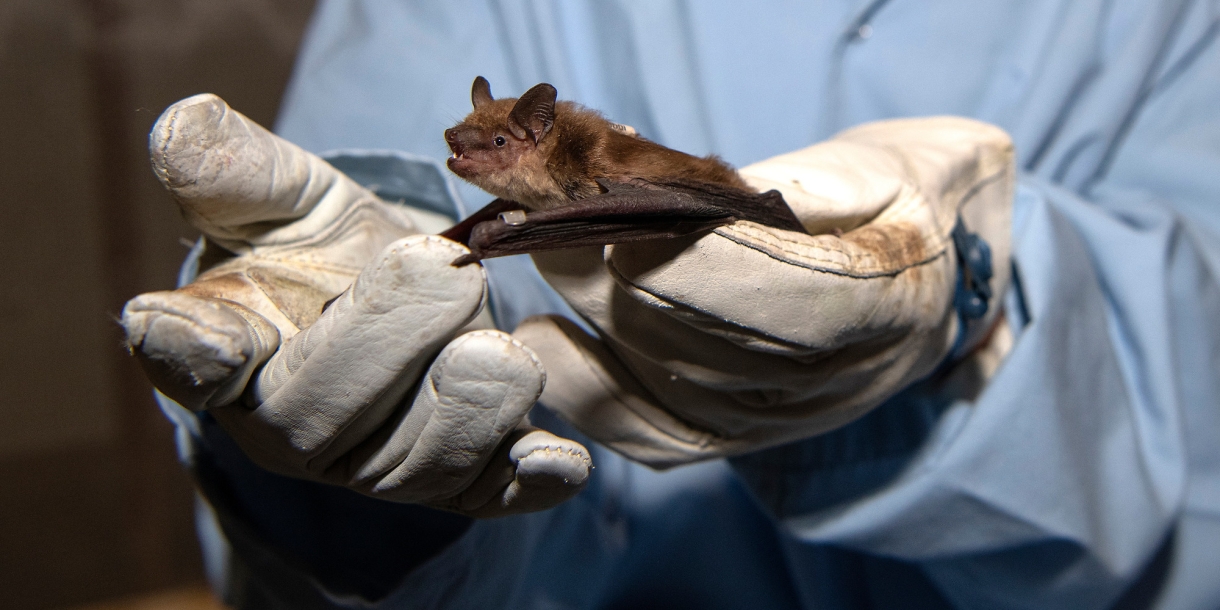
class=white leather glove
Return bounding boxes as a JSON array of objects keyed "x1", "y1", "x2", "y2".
[
  {"x1": 515, "y1": 117, "x2": 1013, "y2": 469},
  {"x1": 121, "y1": 94, "x2": 591, "y2": 517}
]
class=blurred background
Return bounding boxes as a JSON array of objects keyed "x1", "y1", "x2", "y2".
[{"x1": 0, "y1": 1, "x2": 316, "y2": 607}]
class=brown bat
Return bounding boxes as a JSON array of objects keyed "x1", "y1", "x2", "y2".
[{"x1": 439, "y1": 76, "x2": 806, "y2": 264}]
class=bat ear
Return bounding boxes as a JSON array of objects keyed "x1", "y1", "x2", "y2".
[
  {"x1": 509, "y1": 83, "x2": 556, "y2": 144},
  {"x1": 471, "y1": 76, "x2": 494, "y2": 108}
]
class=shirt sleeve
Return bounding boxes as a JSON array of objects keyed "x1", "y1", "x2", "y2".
[{"x1": 730, "y1": 5, "x2": 1220, "y2": 608}]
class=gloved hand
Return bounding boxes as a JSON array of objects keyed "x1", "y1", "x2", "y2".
[
  {"x1": 121, "y1": 94, "x2": 591, "y2": 517},
  {"x1": 515, "y1": 117, "x2": 1013, "y2": 468}
]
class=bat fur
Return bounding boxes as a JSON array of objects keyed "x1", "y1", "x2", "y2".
[
  {"x1": 440, "y1": 77, "x2": 805, "y2": 263},
  {"x1": 444, "y1": 76, "x2": 752, "y2": 209}
]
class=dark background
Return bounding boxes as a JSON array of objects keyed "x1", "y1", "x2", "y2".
[{"x1": 0, "y1": 1, "x2": 316, "y2": 607}]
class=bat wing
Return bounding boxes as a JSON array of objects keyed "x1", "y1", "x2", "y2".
[
  {"x1": 641, "y1": 178, "x2": 806, "y2": 234},
  {"x1": 447, "y1": 179, "x2": 806, "y2": 265}
]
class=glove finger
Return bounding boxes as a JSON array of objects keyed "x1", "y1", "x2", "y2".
[
  {"x1": 448, "y1": 428, "x2": 592, "y2": 518},
  {"x1": 210, "y1": 236, "x2": 486, "y2": 476},
  {"x1": 354, "y1": 330, "x2": 546, "y2": 502},
  {"x1": 150, "y1": 93, "x2": 402, "y2": 249},
  {"x1": 513, "y1": 314, "x2": 737, "y2": 469},
  {"x1": 121, "y1": 289, "x2": 280, "y2": 411}
]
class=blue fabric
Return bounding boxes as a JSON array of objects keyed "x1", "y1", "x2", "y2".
[{"x1": 177, "y1": 1, "x2": 1220, "y2": 608}]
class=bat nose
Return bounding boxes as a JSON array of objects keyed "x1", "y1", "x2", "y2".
[{"x1": 444, "y1": 128, "x2": 463, "y2": 155}]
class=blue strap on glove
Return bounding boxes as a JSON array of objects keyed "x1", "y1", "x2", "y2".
[{"x1": 952, "y1": 217, "x2": 994, "y2": 321}]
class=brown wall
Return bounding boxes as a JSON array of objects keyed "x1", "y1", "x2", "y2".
[{"x1": 0, "y1": 1, "x2": 315, "y2": 607}]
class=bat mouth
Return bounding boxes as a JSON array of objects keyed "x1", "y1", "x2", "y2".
[
  {"x1": 445, "y1": 138, "x2": 472, "y2": 177},
  {"x1": 446, "y1": 150, "x2": 471, "y2": 177}
]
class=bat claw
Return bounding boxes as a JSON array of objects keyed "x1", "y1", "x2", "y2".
[{"x1": 451, "y1": 252, "x2": 481, "y2": 267}]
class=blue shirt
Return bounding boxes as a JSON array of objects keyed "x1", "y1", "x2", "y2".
[{"x1": 178, "y1": 1, "x2": 1220, "y2": 608}]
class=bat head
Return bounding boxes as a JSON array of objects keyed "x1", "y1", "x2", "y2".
[{"x1": 445, "y1": 77, "x2": 563, "y2": 208}]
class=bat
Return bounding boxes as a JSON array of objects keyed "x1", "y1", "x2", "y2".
[{"x1": 439, "y1": 76, "x2": 806, "y2": 265}]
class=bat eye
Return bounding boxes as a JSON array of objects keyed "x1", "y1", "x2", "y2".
[{"x1": 494, "y1": 136, "x2": 506, "y2": 147}]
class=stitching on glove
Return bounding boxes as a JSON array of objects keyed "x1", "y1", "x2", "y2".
[
  {"x1": 373, "y1": 235, "x2": 459, "y2": 269},
  {"x1": 154, "y1": 103, "x2": 191, "y2": 191},
  {"x1": 163, "y1": 101, "x2": 232, "y2": 231},
  {"x1": 601, "y1": 259, "x2": 825, "y2": 353},
  {"x1": 517, "y1": 444, "x2": 593, "y2": 468},
  {"x1": 153, "y1": 107, "x2": 176, "y2": 189},
  {"x1": 370, "y1": 235, "x2": 473, "y2": 276},
  {"x1": 444, "y1": 330, "x2": 547, "y2": 379},
  {"x1": 251, "y1": 193, "x2": 391, "y2": 255},
  {"x1": 181, "y1": 272, "x2": 301, "y2": 337},
  {"x1": 125, "y1": 295, "x2": 254, "y2": 342},
  {"x1": 713, "y1": 224, "x2": 950, "y2": 278},
  {"x1": 466, "y1": 330, "x2": 546, "y2": 373},
  {"x1": 417, "y1": 234, "x2": 471, "y2": 253},
  {"x1": 715, "y1": 161, "x2": 1009, "y2": 278},
  {"x1": 124, "y1": 308, "x2": 246, "y2": 357},
  {"x1": 201, "y1": 252, "x2": 359, "y2": 280}
]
